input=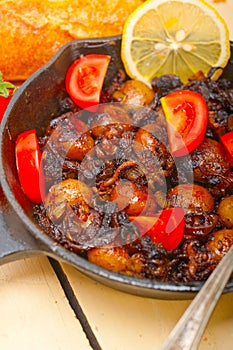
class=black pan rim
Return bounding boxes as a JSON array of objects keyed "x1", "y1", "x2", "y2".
[{"x1": 0, "y1": 35, "x2": 232, "y2": 299}]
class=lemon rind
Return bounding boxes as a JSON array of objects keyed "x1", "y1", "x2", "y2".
[{"x1": 121, "y1": 0, "x2": 230, "y2": 85}]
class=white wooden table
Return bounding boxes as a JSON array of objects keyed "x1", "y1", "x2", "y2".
[{"x1": 0, "y1": 1, "x2": 232, "y2": 349}]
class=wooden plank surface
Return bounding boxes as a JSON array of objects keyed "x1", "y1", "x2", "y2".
[
  {"x1": 0, "y1": 1, "x2": 232, "y2": 350},
  {"x1": 0, "y1": 257, "x2": 91, "y2": 350},
  {"x1": 61, "y1": 263, "x2": 233, "y2": 350}
]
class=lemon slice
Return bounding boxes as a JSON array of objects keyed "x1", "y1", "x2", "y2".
[{"x1": 121, "y1": 0, "x2": 230, "y2": 85}]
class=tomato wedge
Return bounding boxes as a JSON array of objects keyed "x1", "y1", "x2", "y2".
[
  {"x1": 65, "y1": 54, "x2": 111, "y2": 109},
  {"x1": 129, "y1": 207, "x2": 185, "y2": 250},
  {"x1": 15, "y1": 130, "x2": 45, "y2": 203},
  {"x1": 220, "y1": 130, "x2": 233, "y2": 166},
  {"x1": 160, "y1": 90, "x2": 208, "y2": 157}
]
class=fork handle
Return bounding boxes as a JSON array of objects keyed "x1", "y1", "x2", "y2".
[{"x1": 160, "y1": 244, "x2": 233, "y2": 350}]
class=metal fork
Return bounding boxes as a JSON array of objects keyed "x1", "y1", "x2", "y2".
[{"x1": 161, "y1": 244, "x2": 233, "y2": 350}]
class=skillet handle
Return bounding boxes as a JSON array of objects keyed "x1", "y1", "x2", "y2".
[{"x1": 0, "y1": 186, "x2": 47, "y2": 265}]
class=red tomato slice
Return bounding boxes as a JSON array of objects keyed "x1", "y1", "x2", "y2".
[
  {"x1": 65, "y1": 54, "x2": 111, "y2": 109},
  {"x1": 15, "y1": 130, "x2": 45, "y2": 203},
  {"x1": 160, "y1": 90, "x2": 208, "y2": 157},
  {"x1": 129, "y1": 207, "x2": 185, "y2": 250},
  {"x1": 220, "y1": 130, "x2": 233, "y2": 166}
]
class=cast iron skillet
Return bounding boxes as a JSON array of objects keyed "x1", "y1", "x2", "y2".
[{"x1": 0, "y1": 35, "x2": 233, "y2": 300}]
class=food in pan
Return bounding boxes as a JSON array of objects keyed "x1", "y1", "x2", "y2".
[
  {"x1": 65, "y1": 54, "x2": 111, "y2": 109},
  {"x1": 14, "y1": 62, "x2": 233, "y2": 283},
  {"x1": 14, "y1": 0, "x2": 233, "y2": 284}
]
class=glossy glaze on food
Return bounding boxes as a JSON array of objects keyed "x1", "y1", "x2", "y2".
[{"x1": 34, "y1": 71, "x2": 233, "y2": 283}]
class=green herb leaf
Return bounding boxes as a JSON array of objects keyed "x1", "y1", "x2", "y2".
[{"x1": 0, "y1": 72, "x2": 16, "y2": 98}]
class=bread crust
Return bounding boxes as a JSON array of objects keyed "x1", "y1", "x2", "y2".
[{"x1": 0, "y1": 0, "x2": 144, "y2": 80}]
